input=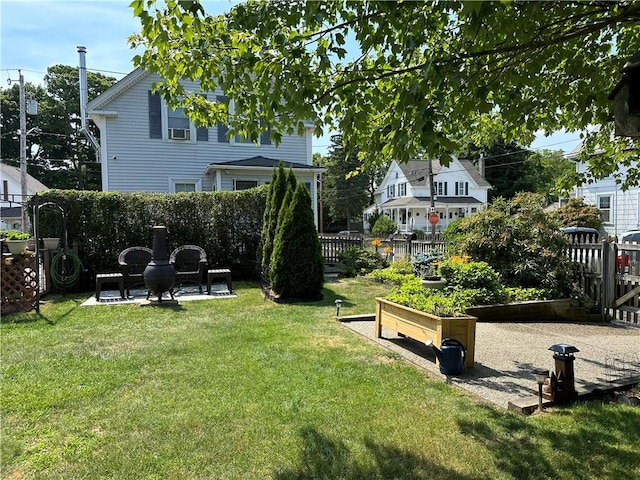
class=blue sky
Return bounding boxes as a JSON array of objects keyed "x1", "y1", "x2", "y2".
[{"x1": 1, "y1": 0, "x2": 582, "y2": 155}]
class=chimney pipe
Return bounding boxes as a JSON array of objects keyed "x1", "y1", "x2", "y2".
[
  {"x1": 478, "y1": 153, "x2": 485, "y2": 178},
  {"x1": 76, "y1": 46, "x2": 100, "y2": 161},
  {"x1": 77, "y1": 45, "x2": 88, "y2": 130}
]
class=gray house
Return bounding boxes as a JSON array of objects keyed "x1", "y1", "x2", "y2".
[{"x1": 86, "y1": 68, "x2": 323, "y2": 224}]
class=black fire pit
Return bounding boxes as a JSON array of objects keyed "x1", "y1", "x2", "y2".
[{"x1": 143, "y1": 226, "x2": 176, "y2": 304}]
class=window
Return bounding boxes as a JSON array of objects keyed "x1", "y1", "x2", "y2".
[
  {"x1": 148, "y1": 91, "x2": 208, "y2": 142},
  {"x1": 167, "y1": 105, "x2": 191, "y2": 140},
  {"x1": 455, "y1": 181, "x2": 468, "y2": 196},
  {"x1": 174, "y1": 182, "x2": 196, "y2": 193},
  {"x1": 398, "y1": 182, "x2": 407, "y2": 196},
  {"x1": 435, "y1": 182, "x2": 447, "y2": 196},
  {"x1": 387, "y1": 184, "x2": 396, "y2": 198},
  {"x1": 234, "y1": 180, "x2": 258, "y2": 191},
  {"x1": 598, "y1": 195, "x2": 612, "y2": 223},
  {"x1": 171, "y1": 179, "x2": 200, "y2": 193}
]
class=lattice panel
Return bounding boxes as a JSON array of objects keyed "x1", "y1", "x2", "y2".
[{"x1": 1, "y1": 253, "x2": 37, "y2": 315}]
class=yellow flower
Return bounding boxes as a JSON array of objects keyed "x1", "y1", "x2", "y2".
[
  {"x1": 371, "y1": 238, "x2": 382, "y2": 247},
  {"x1": 449, "y1": 255, "x2": 470, "y2": 264},
  {"x1": 383, "y1": 246, "x2": 393, "y2": 254}
]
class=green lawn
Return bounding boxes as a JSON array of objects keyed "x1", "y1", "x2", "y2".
[{"x1": 2, "y1": 278, "x2": 638, "y2": 479}]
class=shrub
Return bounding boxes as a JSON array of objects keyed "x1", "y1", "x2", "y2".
[
  {"x1": 338, "y1": 246, "x2": 388, "y2": 277},
  {"x1": 438, "y1": 260, "x2": 501, "y2": 292},
  {"x1": 371, "y1": 215, "x2": 397, "y2": 236},
  {"x1": 367, "y1": 209, "x2": 382, "y2": 232},
  {"x1": 366, "y1": 259, "x2": 414, "y2": 285},
  {"x1": 443, "y1": 192, "x2": 573, "y2": 297},
  {"x1": 259, "y1": 163, "x2": 288, "y2": 282},
  {"x1": 269, "y1": 183, "x2": 324, "y2": 299}
]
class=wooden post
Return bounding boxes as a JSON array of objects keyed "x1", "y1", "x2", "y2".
[{"x1": 601, "y1": 239, "x2": 615, "y2": 321}]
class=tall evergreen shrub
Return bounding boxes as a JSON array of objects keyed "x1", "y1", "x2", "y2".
[
  {"x1": 260, "y1": 163, "x2": 287, "y2": 281},
  {"x1": 269, "y1": 183, "x2": 324, "y2": 299}
]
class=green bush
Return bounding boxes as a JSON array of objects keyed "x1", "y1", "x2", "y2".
[
  {"x1": 443, "y1": 192, "x2": 573, "y2": 297},
  {"x1": 438, "y1": 260, "x2": 501, "y2": 292},
  {"x1": 28, "y1": 188, "x2": 267, "y2": 286},
  {"x1": 371, "y1": 215, "x2": 397, "y2": 236},
  {"x1": 259, "y1": 163, "x2": 288, "y2": 282},
  {"x1": 269, "y1": 183, "x2": 324, "y2": 299},
  {"x1": 338, "y1": 246, "x2": 388, "y2": 277},
  {"x1": 366, "y1": 259, "x2": 414, "y2": 284},
  {"x1": 386, "y1": 278, "x2": 471, "y2": 317}
]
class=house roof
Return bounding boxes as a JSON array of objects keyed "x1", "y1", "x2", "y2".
[
  {"x1": 398, "y1": 158, "x2": 491, "y2": 188},
  {"x1": 0, "y1": 163, "x2": 49, "y2": 192},
  {"x1": 205, "y1": 156, "x2": 323, "y2": 174},
  {"x1": 381, "y1": 196, "x2": 484, "y2": 208},
  {"x1": 1, "y1": 206, "x2": 22, "y2": 218}
]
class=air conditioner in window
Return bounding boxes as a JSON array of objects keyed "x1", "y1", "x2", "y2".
[{"x1": 169, "y1": 128, "x2": 190, "y2": 140}]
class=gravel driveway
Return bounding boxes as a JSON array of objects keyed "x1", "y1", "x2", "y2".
[{"x1": 342, "y1": 318, "x2": 640, "y2": 409}]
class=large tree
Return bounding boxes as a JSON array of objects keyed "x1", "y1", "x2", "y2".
[
  {"x1": 130, "y1": 1, "x2": 639, "y2": 187},
  {"x1": 322, "y1": 135, "x2": 370, "y2": 231},
  {"x1": 0, "y1": 65, "x2": 116, "y2": 190}
]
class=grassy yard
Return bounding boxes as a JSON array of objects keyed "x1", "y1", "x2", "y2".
[{"x1": 1, "y1": 278, "x2": 638, "y2": 479}]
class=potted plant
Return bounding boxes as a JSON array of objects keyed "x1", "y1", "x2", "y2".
[
  {"x1": 42, "y1": 237, "x2": 60, "y2": 250},
  {"x1": 3, "y1": 230, "x2": 31, "y2": 255},
  {"x1": 412, "y1": 251, "x2": 447, "y2": 289}
]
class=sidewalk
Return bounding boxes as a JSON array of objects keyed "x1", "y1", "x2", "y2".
[{"x1": 341, "y1": 318, "x2": 640, "y2": 409}]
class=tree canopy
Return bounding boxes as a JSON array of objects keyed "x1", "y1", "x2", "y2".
[
  {"x1": 0, "y1": 65, "x2": 116, "y2": 190},
  {"x1": 130, "y1": 1, "x2": 639, "y2": 187}
]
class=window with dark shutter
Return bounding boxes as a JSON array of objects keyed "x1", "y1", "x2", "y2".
[
  {"x1": 216, "y1": 95, "x2": 229, "y2": 142},
  {"x1": 196, "y1": 94, "x2": 209, "y2": 141},
  {"x1": 148, "y1": 91, "x2": 162, "y2": 139}
]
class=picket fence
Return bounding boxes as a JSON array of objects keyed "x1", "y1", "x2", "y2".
[{"x1": 319, "y1": 234, "x2": 640, "y2": 325}]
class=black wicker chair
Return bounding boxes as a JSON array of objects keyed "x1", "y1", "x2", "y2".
[
  {"x1": 169, "y1": 245, "x2": 207, "y2": 293},
  {"x1": 118, "y1": 246, "x2": 153, "y2": 297}
]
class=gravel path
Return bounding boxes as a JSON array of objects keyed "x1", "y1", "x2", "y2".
[{"x1": 341, "y1": 318, "x2": 640, "y2": 408}]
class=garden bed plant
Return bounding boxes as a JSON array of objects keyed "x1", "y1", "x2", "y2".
[{"x1": 374, "y1": 256, "x2": 555, "y2": 317}]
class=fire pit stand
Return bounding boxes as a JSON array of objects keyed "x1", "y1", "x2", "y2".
[{"x1": 143, "y1": 226, "x2": 176, "y2": 305}]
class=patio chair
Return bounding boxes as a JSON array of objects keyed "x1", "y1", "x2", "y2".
[
  {"x1": 169, "y1": 245, "x2": 207, "y2": 293},
  {"x1": 118, "y1": 246, "x2": 153, "y2": 297}
]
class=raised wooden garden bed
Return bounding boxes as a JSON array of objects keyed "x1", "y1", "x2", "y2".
[{"x1": 375, "y1": 297, "x2": 476, "y2": 368}]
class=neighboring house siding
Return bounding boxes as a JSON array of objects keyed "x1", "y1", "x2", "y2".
[
  {"x1": 93, "y1": 73, "x2": 310, "y2": 193},
  {"x1": 575, "y1": 161, "x2": 640, "y2": 238}
]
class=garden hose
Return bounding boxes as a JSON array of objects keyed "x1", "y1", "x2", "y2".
[{"x1": 50, "y1": 252, "x2": 83, "y2": 289}]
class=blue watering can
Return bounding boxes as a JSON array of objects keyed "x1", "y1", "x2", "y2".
[{"x1": 426, "y1": 337, "x2": 466, "y2": 375}]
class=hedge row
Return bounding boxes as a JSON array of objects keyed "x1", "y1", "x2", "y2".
[{"x1": 28, "y1": 188, "x2": 268, "y2": 288}]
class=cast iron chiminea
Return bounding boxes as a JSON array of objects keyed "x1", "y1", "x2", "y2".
[{"x1": 143, "y1": 226, "x2": 175, "y2": 303}]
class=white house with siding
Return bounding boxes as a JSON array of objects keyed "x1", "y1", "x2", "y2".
[
  {"x1": 1, "y1": 163, "x2": 49, "y2": 231},
  {"x1": 573, "y1": 153, "x2": 640, "y2": 239},
  {"x1": 86, "y1": 68, "x2": 323, "y2": 224},
  {"x1": 363, "y1": 157, "x2": 491, "y2": 233}
]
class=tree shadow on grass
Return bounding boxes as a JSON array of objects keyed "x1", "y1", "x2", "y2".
[
  {"x1": 274, "y1": 426, "x2": 475, "y2": 480},
  {"x1": 457, "y1": 403, "x2": 640, "y2": 479}
]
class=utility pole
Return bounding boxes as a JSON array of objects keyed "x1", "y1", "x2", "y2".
[
  {"x1": 428, "y1": 157, "x2": 436, "y2": 246},
  {"x1": 18, "y1": 70, "x2": 28, "y2": 231}
]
